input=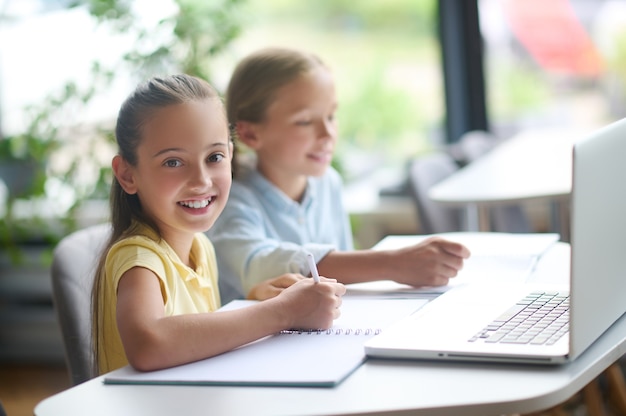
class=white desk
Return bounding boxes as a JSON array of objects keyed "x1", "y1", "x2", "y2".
[
  {"x1": 35, "y1": 243, "x2": 626, "y2": 416},
  {"x1": 429, "y1": 128, "x2": 590, "y2": 239}
]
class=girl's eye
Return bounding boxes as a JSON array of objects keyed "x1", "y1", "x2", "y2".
[
  {"x1": 295, "y1": 120, "x2": 312, "y2": 126},
  {"x1": 208, "y1": 153, "x2": 225, "y2": 163},
  {"x1": 164, "y1": 159, "x2": 182, "y2": 168}
]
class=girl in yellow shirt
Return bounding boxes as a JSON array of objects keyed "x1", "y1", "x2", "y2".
[{"x1": 92, "y1": 74, "x2": 345, "y2": 375}]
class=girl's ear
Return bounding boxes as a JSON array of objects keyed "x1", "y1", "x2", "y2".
[
  {"x1": 112, "y1": 155, "x2": 138, "y2": 195},
  {"x1": 235, "y1": 121, "x2": 261, "y2": 150}
]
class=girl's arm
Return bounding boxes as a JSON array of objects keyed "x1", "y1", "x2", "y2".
[
  {"x1": 318, "y1": 237, "x2": 471, "y2": 287},
  {"x1": 116, "y1": 266, "x2": 345, "y2": 372}
]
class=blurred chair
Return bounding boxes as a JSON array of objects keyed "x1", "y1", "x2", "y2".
[
  {"x1": 489, "y1": 204, "x2": 533, "y2": 233},
  {"x1": 409, "y1": 149, "x2": 532, "y2": 234},
  {"x1": 51, "y1": 223, "x2": 111, "y2": 385},
  {"x1": 408, "y1": 152, "x2": 464, "y2": 234},
  {"x1": 448, "y1": 129, "x2": 499, "y2": 167}
]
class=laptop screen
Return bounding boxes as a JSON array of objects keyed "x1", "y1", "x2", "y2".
[{"x1": 569, "y1": 117, "x2": 626, "y2": 359}]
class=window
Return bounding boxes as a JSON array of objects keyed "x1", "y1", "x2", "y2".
[
  {"x1": 226, "y1": 0, "x2": 442, "y2": 184},
  {"x1": 479, "y1": 0, "x2": 626, "y2": 138}
]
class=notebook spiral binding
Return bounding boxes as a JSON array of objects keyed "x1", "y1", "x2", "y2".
[{"x1": 279, "y1": 328, "x2": 382, "y2": 335}]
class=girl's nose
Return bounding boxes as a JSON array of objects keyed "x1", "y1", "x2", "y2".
[
  {"x1": 189, "y1": 164, "x2": 212, "y2": 189},
  {"x1": 318, "y1": 119, "x2": 337, "y2": 141}
]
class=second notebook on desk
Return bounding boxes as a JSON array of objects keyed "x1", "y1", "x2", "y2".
[{"x1": 104, "y1": 297, "x2": 427, "y2": 387}]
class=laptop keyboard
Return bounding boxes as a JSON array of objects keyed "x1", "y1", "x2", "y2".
[{"x1": 469, "y1": 291, "x2": 569, "y2": 345}]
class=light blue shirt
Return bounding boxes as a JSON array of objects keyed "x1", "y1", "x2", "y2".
[{"x1": 207, "y1": 162, "x2": 353, "y2": 303}]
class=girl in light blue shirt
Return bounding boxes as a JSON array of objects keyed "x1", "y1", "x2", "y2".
[{"x1": 208, "y1": 47, "x2": 470, "y2": 303}]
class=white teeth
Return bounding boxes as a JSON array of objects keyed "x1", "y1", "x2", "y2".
[{"x1": 180, "y1": 198, "x2": 211, "y2": 208}]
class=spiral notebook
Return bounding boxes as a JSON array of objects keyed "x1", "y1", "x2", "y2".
[{"x1": 104, "y1": 297, "x2": 428, "y2": 387}]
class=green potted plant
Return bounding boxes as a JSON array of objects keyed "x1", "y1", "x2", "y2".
[
  {"x1": 0, "y1": 131, "x2": 60, "y2": 264},
  {"x1": 0, "y1": 70, "x2": 114, "y2": 265}
]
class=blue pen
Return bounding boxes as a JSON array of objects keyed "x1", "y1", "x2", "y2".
[{"x1": 306, "y1": 253, "x2": 321, "y2": 283}]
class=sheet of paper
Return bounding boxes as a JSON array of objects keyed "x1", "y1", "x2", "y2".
[
  {"x1": 373, "y1": 232, "x2": 559, "y2": 256},
  {"x1": 347, "y1": 232, "x2": 560, "y2": 296}
]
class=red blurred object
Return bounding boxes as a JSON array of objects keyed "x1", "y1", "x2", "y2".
[{"x1": 503, "y1": 0, "x2": 604, "y2": 77}]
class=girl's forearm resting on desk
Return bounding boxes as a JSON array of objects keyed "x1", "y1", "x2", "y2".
[
  {"x1": 116, "y1": 267, "x2": 344, "y2": 372},
  {"x1": 317, "y1": 237, "x2": 471, "y2": 287}
]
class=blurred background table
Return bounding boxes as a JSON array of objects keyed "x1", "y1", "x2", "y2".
[{"x1": 429, "y1": 128, "x2": 589, "y2": 241}]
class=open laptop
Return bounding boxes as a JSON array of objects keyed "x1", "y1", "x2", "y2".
[{"x1": 365, "y1": 118, "x2": 626, "y2": 365}]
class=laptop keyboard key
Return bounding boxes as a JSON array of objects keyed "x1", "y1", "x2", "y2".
[{"x1": 469, "y1": 291, "x2": 570, "y2": 345}]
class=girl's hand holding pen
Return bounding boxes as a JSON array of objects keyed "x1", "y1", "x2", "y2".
[
  {"x1": 274, "y1": 277, "x2": 346, "y2": 331},
  {"x1": 247, "y1": 257, "x2": 346, "y2": 330},
  {"x1": 246, "y1": 253, "x2": 344, "y2": 330}
]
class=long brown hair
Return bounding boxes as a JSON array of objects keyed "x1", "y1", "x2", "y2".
[{"x1": 91, "y1": 74, "x2": 222, "y2": 375}]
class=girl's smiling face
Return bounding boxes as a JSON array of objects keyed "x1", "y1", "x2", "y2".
[
  {"x1": 248, "y1": 67, "x2": 337, "y2": 199},
  {"x1": 116, "y1": 98, "x2": 232, "y2": 244}
]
